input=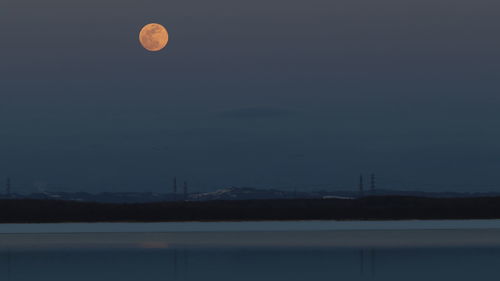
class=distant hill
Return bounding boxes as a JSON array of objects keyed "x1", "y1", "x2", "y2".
[
  {"x1": 1, "y1": 196, "x2": 500, "y2": 223},
  {"x1": 0, "y1": 186, "x2": 499, "y2": 203}
]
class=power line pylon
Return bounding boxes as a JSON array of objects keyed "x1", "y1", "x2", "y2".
[
  {"x1": 173, "y1": 177, "x2": 177, "y2": 200},
  {"x1": 370, "y1": 173, "x2": 376, "y2": 195},
  {"x1": 183, "y1": 181, "x2": 188, "y2": 201},
  {"x1": 359, "y1": 174, "x2": 364, "y2": 197}
]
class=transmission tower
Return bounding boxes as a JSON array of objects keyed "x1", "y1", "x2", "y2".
[
  {"x1": 370, "y1": 174, "x2": 376, "y2": 194},
  {"x1": 6, "y1": 177, "x2": 11, "y2": 197},
  {"x1": 173, "y1": 177, "x2": 177, "y2": 200},
  {"x1": 359, "y1": 174, "x2": 364, "y2": 197},
  {"x1": 183, "y1": 181, "x2": 188, "y2": 201}
]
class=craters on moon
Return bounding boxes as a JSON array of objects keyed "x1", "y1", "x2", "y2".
[{"x1": 139, "y1": 23, "x2": 169, "y2": 52}]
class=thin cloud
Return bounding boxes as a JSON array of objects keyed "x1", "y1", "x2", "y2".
[{"x1": 217, "y1": 107, "x2": 299, "y2": 120}]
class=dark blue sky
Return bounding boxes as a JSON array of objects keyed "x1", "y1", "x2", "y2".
[{"x1": 1, "y1": 0, "x2": 500, "y2": 193}]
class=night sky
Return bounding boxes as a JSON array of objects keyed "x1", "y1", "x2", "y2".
[{"x1": 1, "y1": 0, "x2": 499, "y2": 193}]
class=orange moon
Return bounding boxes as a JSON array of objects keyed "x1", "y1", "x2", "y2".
[{"x1": 139, "y1": 23, "x2": 169, "y2": 52}]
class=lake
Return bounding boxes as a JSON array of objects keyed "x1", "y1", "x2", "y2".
[{"x1": 0, "y1": 220, "x2": 499, "y2": 280}]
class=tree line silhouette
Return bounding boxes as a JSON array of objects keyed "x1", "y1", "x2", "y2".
[{"x1": 0, "y1": 196, "x2": 499, "y2": 223}]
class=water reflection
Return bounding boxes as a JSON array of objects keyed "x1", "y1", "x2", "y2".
[
  {"x1": 6, "y1": 250, "x2": 11, "y2": 281},
  {"x1": 370, "y1": 249, "x2": 375, "y2": 277},
  {"x1": 359, "y1": 250, "x2": 364, "y2": 276},
  {"x1": 1, "y1": 246, "x2": 500, "y2": 280},
  {"x1": 359, "y1": 249, "x2": 376, "y2": 278}
]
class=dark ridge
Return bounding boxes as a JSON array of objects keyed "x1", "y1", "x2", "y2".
[{"x1": 0, "y1": 196, "x2": 499, "y2": 223}]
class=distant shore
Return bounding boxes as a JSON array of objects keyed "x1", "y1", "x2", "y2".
[
  {"x1": 0, "y1": 196, "x2": 500, "y2": 223},
  {"x1": 1, "y1": 220, "x2": 500, "y2": 249},
  {"x1": 3, "y1": 229, "x2": 500, "y2": 249}
]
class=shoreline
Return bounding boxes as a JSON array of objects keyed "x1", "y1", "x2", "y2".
[
  {"x1": 0, "y1": 196, "x2": 500, "y2": 223},
  {"x1": 0, "y1": 219, "x2": 500, "y2": 233},
  {"x1": 1, "y1": 229, "x2": 500, "y2": 249},
  {"x1": 2, "y1": 220, "x2": 500, "y2": 249}
]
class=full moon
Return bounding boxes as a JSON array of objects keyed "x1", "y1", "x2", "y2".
[{"x1": 139, "y1": 23, "x2": 169, "y2": 52}]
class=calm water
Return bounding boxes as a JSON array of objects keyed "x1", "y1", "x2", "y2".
[
  {"x1": 0, "y1": 247, "x2": 500, "y2": 281},
  {"x1": 0, "y1": 221, "x2": 499, "y2": 281},
  {"x1": 1, "y1": 219, "x2": 500, "y2": 233}
]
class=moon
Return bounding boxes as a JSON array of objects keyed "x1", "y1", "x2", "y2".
[{"x1": 139, "y1": 23, "x2": 169, "y2": 52}]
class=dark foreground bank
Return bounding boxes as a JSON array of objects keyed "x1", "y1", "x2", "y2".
[{"x1": 0, "y1": 196, "x2": 499, "y2": 223}]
